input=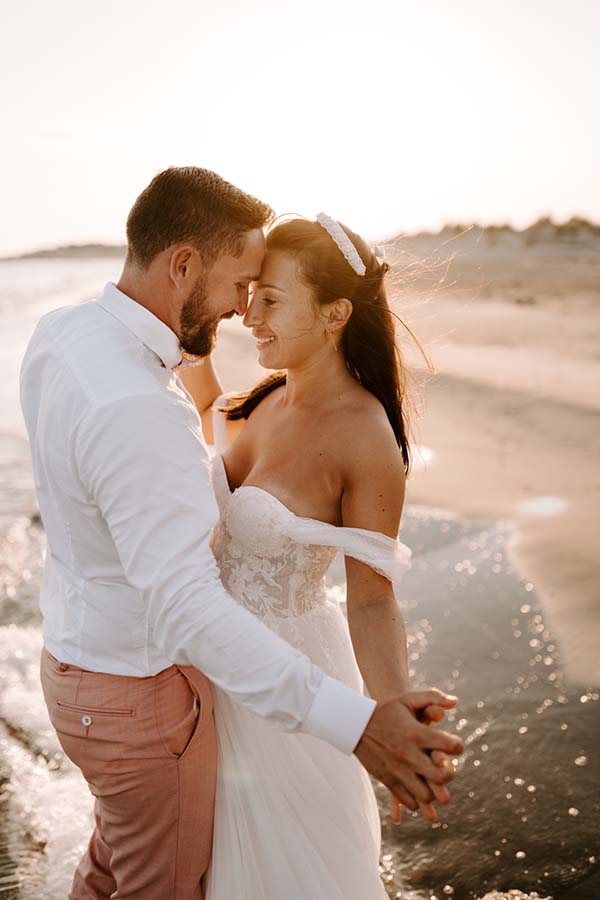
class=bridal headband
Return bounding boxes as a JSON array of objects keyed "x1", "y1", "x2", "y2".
[
  {"x1": 315, "y1": 213, "x2": 387, "y2": 277},
  {"x1": 316, "y1": 213, "x2": 367, "y2": 277}
]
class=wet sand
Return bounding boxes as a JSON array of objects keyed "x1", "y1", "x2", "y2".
[{"x1": 406, "y1": 367, "x2": 600, "y2": 688}]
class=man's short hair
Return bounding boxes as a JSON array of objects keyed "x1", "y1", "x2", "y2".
[{"x1": 126, "y1": 166, "x2": 274, "y2": 268}]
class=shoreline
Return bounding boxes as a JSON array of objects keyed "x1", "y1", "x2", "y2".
[{"x1": 405, "y1": 369, "x2": 600, "y2": 688}]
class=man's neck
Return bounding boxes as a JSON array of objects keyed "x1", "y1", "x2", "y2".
[{"x1": 116, "y1": 267, "x2": 174, "y2": 333}]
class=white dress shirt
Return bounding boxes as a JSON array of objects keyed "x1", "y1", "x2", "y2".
[{"x1": 19, "y1": 282, "x2": 375, "y2": 754}]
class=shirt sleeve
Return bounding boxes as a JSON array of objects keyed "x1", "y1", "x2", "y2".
[{"x1": 75, "y1": 390, "x2": 375, "y2": 754}]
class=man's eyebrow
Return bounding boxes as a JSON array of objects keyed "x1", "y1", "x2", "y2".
[
  {"x1": 254, "y1": 282, "x2": 285, "y2": 292},
  {"x1": 243, "y1": 273, "x2": 261, "y2": 282}
]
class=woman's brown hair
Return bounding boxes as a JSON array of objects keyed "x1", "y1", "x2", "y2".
[{"x1": 225, "y1": 218, "x2": 413, "y2": 472}]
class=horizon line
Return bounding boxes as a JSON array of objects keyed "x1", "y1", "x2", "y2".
[{"x1": 3, "y1": 213, "x2": 600, "y2": 262}]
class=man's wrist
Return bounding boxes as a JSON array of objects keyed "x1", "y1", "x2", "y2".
[{"x1": 302, "y1": 674, "x2": 377, "y2": 755}]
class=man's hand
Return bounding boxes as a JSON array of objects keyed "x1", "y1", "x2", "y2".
[{"x1": 354, "y1": 688, "x2": 464, "y2": 821}]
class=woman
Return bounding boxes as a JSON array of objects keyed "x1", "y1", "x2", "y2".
[{"x1": 182, "y1": 214, "x2": 445, "y2": 898}]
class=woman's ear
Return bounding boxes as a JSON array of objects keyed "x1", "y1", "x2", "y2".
[{"x1": 324, "y1": 298, "x2": 353, "y2": 334}]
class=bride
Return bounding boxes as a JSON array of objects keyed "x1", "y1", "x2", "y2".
[{"x1": 182, "y1": 214, "x2": 448, "y2": 898}]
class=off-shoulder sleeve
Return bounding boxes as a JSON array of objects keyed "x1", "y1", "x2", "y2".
[{"x1": 282, "y1": 515, "x2": 412, "y2": 584}]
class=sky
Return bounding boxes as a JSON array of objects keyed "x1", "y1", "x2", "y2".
[{"x1": 1, "y1": 0, "x2": 599, "y2": 254}]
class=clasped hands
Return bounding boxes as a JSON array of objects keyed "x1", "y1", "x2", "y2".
[{"x1": 354, "y1": 688, "x2": 464, "y2": 825}]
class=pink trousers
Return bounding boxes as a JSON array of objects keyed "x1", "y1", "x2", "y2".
[{"x1": 40, "y1": 647, "x2": 217, "y2": 900}]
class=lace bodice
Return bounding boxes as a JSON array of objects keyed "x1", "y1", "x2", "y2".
[{"x1": 210, "y1": 453, "x2": 411, "y2": 621}]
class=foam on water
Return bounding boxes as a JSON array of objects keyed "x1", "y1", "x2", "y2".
[
  {"x1": 0, "y1": 730, "x2": 91, "y2": 900},
  {"x1": 514, "y1": 496, "x2": 567, "y2": 517},
  {"x1": 0, "y1": 628, "x2": 91, "y2": 899}
]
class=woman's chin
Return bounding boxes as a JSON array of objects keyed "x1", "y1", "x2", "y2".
[
  {"x1": 256, "y1": 344, "x2": 278, "y2": 367},
  {"x1": 258, "y1": 355, "x2": 278, "y2": 370}
]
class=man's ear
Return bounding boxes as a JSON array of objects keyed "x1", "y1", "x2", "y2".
[
  {"x1": 324, "y1": 298, "x2": 353, "y2": 334},
  {"x1": 168, "y1": 246, "x2": 194, "y2": 288}
]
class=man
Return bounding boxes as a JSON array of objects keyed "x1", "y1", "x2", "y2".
[{"x1": 20, "y1": 166, "x2": 463, "y2": 899}]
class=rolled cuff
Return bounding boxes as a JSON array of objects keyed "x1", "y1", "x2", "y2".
[{"x1": 301, "y1": 674, "x2": 377, "y2": 755}]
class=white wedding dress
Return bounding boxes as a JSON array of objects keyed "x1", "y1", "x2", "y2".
[{"x1": 205, "y1": 447, "x2": 412, "y2": 900}]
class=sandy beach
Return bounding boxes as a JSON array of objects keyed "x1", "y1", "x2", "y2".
[{"x1": 395, "y1": 224, "x2": 600, "y2": 689}]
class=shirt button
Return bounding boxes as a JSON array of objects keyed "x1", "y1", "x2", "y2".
[{"x1": 81, "y1": 714, "x2": 93, "y2": 727}]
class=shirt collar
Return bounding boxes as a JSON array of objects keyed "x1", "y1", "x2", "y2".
[{"x1": 96, "y1": 282, "x2": 183, "y2": 371}]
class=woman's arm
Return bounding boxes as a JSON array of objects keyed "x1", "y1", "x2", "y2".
[
  {"x1": 342, "y1": 415, "x2": 454, "y2": 823},
  {"x1": 340, "y1": 415, "x2": 409, "y2": 701},
  {"x1": 344, "y1": 559, "x2": 410, "y2": 701},
  {"x1": 179, "y1": 357, "x2": 223, "y2": 443},
  {"x1": 179, "y1": 358, "x2": 246, "y2": 447}
]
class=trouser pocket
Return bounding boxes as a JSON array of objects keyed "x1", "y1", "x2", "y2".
[{"x1": 154, "y1": 668, "x2": 200, "y2": 760}]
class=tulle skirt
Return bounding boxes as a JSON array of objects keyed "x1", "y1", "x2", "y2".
[{"x1": 204, "y1": 598, "x2": 387, "y2": 899}]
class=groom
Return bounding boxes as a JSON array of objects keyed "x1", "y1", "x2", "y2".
[{"x1": 20, "y1": 166, "x2": 464, "y2": 899}]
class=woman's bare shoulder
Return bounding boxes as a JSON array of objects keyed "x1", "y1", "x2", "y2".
[
  {"x1": 329, "y1": 387, "x2": 405, "y2": 485},
  {"x1": 327, "y1": 384, "x2": 399, "y2": 446}
]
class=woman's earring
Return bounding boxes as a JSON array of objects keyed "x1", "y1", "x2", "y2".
[{"x1": 326, "y1": 329, "x2": 339, "y2": 352}]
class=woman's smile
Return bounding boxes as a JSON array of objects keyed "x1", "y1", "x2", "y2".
[{"x1": 253, "y1": 332, "x2": 277, "y2": 350}]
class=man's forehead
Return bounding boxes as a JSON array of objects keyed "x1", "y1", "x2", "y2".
[{"x1": 224, "y1": 228, "x2": 265, "y2": 279}]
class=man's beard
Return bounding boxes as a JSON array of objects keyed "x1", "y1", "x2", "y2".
[{"x1": 179, "y1": 275, "x2": 221, "y2": 358}]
